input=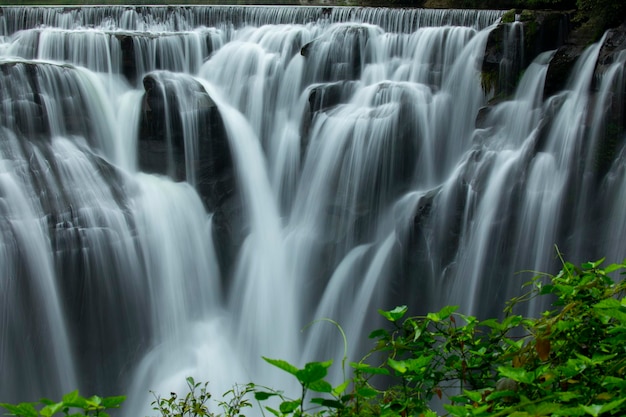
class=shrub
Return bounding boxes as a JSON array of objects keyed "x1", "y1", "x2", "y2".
[
  {"x1": 0, "y1": 392, "x2": 125, "y2": 417},
  {"x1": 2, "y1": 254, "x2": 625, "y2": 417},
  {"x1": 256, "y1": 254, "x2": 626, "y2": 416}
]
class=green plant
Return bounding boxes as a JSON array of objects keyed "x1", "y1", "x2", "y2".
[
  {"x1": 254, "y1": 358, "x2": 351, "y2": 416},
  {"x1": 575, "y1": 0, "x2": 626, "y2": 29},
  {"x1": 0, "y1": 392, "x2": 125, "y2": 417},
  {"x1": 3, "y1": 254, "x2": 625, "y2": 417},
  {"x1": 322, "y1": 253, "x2": 626, "y2": 417},
  {"x1": 150, "y1": 377, "x2": 253, "y2": 417},
  {"x1": 216, "y1": 254, "x2": 626, "y2": 416},
  {"x1": 447, "y1": 255, "x2": 626, "y2": 416}
]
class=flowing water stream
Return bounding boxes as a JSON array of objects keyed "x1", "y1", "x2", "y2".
[{"x1": 0, "y1": 5, "x2": 624, "y2": 415}]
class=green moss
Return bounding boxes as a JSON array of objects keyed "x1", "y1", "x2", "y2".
[
  {"x1": 519, "y1": 9, "x2": 535, "y2": 22},
  {"x1": 480, "y1": 69, "x2": 498, "y2": 95},
  {"x1": 501, "y1": 9, "x2": 517, "y2": 23}
]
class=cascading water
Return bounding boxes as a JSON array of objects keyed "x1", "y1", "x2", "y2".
[{"x1": 0, "y1": 4, "x2": 624, "y2": 416}]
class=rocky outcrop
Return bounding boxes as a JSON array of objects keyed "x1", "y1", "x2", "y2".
[
  {"x1": 300, "y1": 24, "x2": 380, "y2": 83},
  {"x1": 139, "y1": 71, "x2": 244, "y2": 278},
  {"x1": 300, "y1": 81, "x2": 357, "y2": 147},
  {"x1": 140, "y1": 72, "x2": 233, "y2": 208},
  {"x1": 482, "y1": 10, "x2": 571, "y2": 98},
  {"x1": 116, "y1": 32, "x2": 216, "y2": 86},
  {"x1": 595, "y1": 23, "x2": 626, "y2": 78}
]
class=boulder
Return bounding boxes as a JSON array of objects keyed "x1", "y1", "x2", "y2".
[
  {"x1": 139, "y1": 71, "x2": 244, "y2": 279},
  {"x1": 482, "y1": 10, "x2": 571, "y2": 98},
  {"x1": 301, "y1": 24, "x2": 381, "y2": 83}
]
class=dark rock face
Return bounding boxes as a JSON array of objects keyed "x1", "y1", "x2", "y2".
[
  {"x1": 300, "y1": 81, "x2": 357, "y2": 147},
  {"x1": 140, "y1": 72, "x2": 233, "y2": 209},
  {"x1": 0, "y1": 61, "x2": 90, "y2": 141},
  {"x1": 301, "y1": 24, "x2": 380, "y2": 83},
  {"x1": 482, "y1": 11, "x2": 571, "y2": 98},
  {"x1": 116, "y1": 31, "x2": 216, "y2": 86},
  {"x1": 526, "y1": 11, "x2": 572, "y2": 63},
  {"x1": 543, "y1": 43, "x2": 584, "y2": 98},
  {"x1": 139, "y1": 72, "x2": 243, "y2": 279},
  {"x1": 591, "y1": 23, "x2": 626, "y2": 177},
  {"x1": 595, "y1": 23, "x2": 626, "y2": 77}
]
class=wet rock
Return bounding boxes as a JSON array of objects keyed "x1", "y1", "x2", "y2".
[
  {"x1": 482, "y1": 11, "x2": 570, "y2": 98},
  {"x1": 595, "y1": 23, "x2": 626, "y2": 77},
  {"x1": 139, "y1": 71, "x2": 243, "y2": 279},
  {"x1": 116, "y1": 31, "x2": 216, "y2": 86},
  {"x1": 301, "y1": 24, "x2": 381, "y2": 83},
  {"x1": 140, "y1": 71, "x2": 234, "y2": 208},
  {"x1": 544, "y1": 44, "x2": 584, "y2": 98},
  {"x1": 0, "y1": 61, "x2": 99, "y2": 142},
  {"x1": 300, "y1": 81, "x2": 357, "y2": 146},
  {"x1": 591, "y1": 23, "x2": 626, "y2": 178}
]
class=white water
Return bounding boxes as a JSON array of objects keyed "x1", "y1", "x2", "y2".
[{"x1": 0, "y1": 5, "x2": 624, "y2": 417}]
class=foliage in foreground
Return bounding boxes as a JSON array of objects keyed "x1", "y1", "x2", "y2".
[
  {"x1": 2, "y1": 256, "x2": 626, "y2": 417},
  {"x1": 0, "y1": 392, "x2": 125, "y2": 417}
]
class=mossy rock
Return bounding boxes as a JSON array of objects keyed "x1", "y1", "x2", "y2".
[{"x1": 501, "y1": 9, "x2": 516, "y2": 23}]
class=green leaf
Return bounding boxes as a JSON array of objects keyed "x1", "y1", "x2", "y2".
[
  {"x1": 387, "y1": 358, "x2": 407, "y2": 374},
  {"x1": 85, "y1": 396, "x2": 102, "y2": 408},
  {"x1": 443, "y1": 404, "x2": 471, "y2": 416},
  {"x1": 463, "y1": 390, "x2": 482, "y2": 403},
  {"x1": 100, "y1": 396, "x2": 125, "y2": 409},
  {"x1": 356, "y1": 387, "x2": 379, "y2": 399},
  {"x1": 581, "y1": 397, "x2": 626, "y2": 416},
  {"x1": 539, "y1": 284, "x2": 557, "y2": 295},
  {"x1": 0, "y1": 403, "x2": 38, "y2": 417},
  {"x1": 480, "y1": 318, "x2": 503, "y2": 330},
  {"x1": 554, "y1": 391, "x2": 581, "y2": 402},
  {"x1": 604, "y1": 263, "x2": 623, "y2": 274},
  {"x1": 295, "y1": 360, "x2": 332, "y2": 384},
  {"x1": 410, "y1": 325, "x2": 422, "y2": 342},
  {"x1": 264, "y1": 406, "x2": 281, "y2": 417},
  {"x1": 425, "y1": 305, "x2": 460, "y2": 323},
  {"x1": 0, "y1": 404, "x2": 22, "y2": 416},
  {"x1": 310, "y1": 398, "x2": 344, "y2": 409},
  {"x1": 602, "y1": 397, "x2": 626, "y2": 413},
  {"x1": 581, "y1": 404, "x2": 604, "y2": 417},
  {"x1": 552, "y1": 407, "x2": 586, "y2": 416},
  {"x1": 404, "y1": 355, "x2": 434, "y2": 374},
  {"x1": 501, "y1": 315, "x2": 523, "y2": 329},
  {"x1": 61, "y1": 391, "x2": 82, "y2": 408},
  {"x1": 40, "y1": 403, "x2": 64, "y2": 417},
  {"x1": 438, "y1": 305, "x2": 459, "y2": 320},
  {"x1": 278, "y1": 400, "x2": 300, "y2": 414},
  {"x1": 498, "y1": 366, "x2": 536, "y2": 384},
  {"x1": 16, "y1": 404, "x2": 37, "y2": 417},
  {"x1": 332, "y1": 380, "x2": 350, "y2": 396},
  {"x1": 485, "y1": 390, "x2": 518, "y2": 402},
  {"x1": 523, "y1": 402, "x2": 561, "y2": 415},
  {"x1": 308, "y1": 380, "x2": 332, "y2": 393},
  {"x1": 593, "y1": 299, "x2": 626, "y2": 322},
  {"x1": 262, "y1": 357, "x2": 299, "y2": 377},
  {"x1": 368, "y1": 329, "x2": 388, "y2": 339},
  {"x1": 350, "y1": 363, "x2": 390, "y2": 376},
  {"x1": 254, "y1": 391, "x2": 278, "y2": 401},
  {"x1": 378, "y1": 306, "x2": 408, "y2": 322}
]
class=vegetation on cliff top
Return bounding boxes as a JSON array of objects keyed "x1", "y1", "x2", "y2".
[{"x1": 2, "y1": 253, "x2": 626, "y2": 416}]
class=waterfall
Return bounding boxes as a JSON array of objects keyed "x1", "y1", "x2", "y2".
[{"x1": 0, "y1": 4, "x2": 624, "y2": 416}]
